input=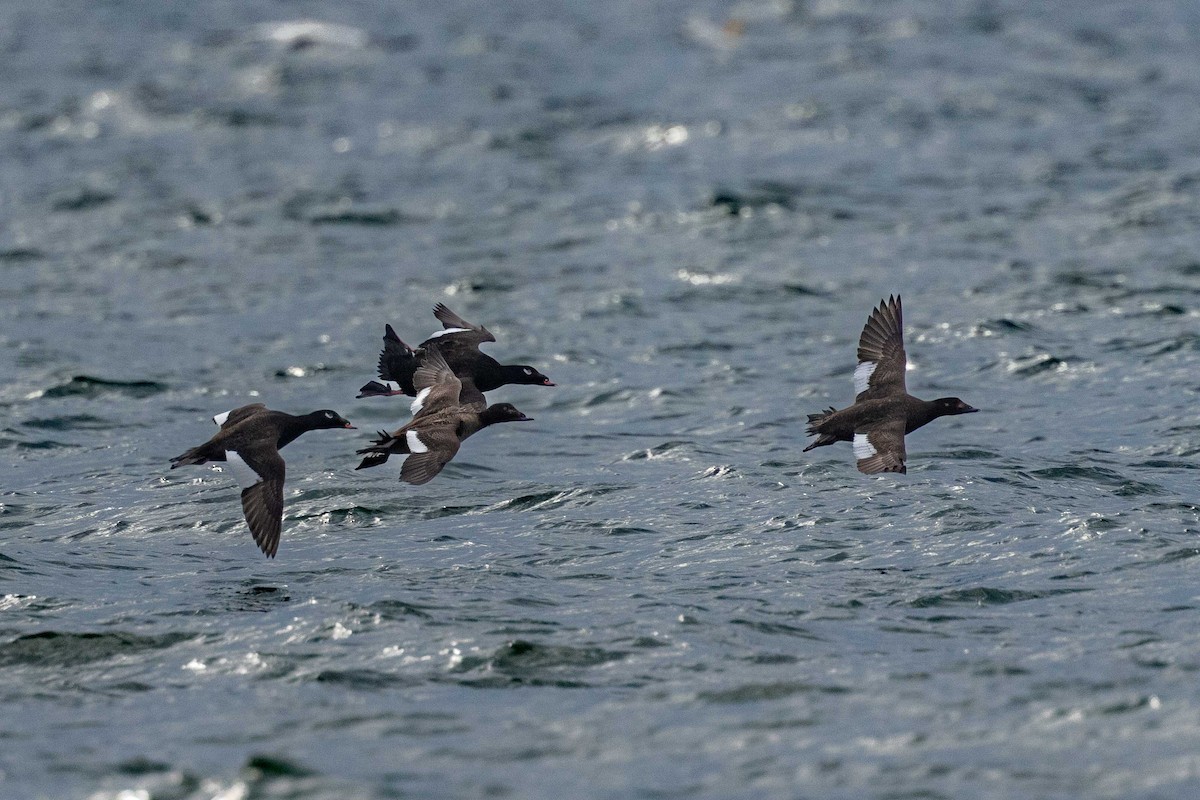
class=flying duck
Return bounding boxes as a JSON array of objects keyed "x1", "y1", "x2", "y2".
[
  {"x1": 356, "y1": 303, "x2": 554, "y2": 400},
  {"x1": 804, "y1": 295, "x2": 978, "y2": 474},
  {"x1": 170, "y1": 404, "x2": 355, "y2": 557},
  {"x1": 355, "y1": 346, "x2": 532, "y2": 484}
]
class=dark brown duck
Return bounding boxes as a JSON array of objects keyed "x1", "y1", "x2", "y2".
[
  {"x1": 170, "y1": 404, "x2": 354, "y2": 557},
  {"x1": 355, "y1": 346, "x2": 532, "y2": 485},
  {"x1": 804, "y1": 295, "x2": 978, "y2": 474}
]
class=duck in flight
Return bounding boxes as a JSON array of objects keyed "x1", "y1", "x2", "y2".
[
  {"x1": 355, "y1": 346, "x2": 532, "y2": 484},
  {"x1": 170, "y1": 405, "x2": 355, "y2": 557},
  {"x1": 357, "y1": 303, "x2": 554, "y2": 402},
  {"x1": 803, "y1": 295, "x2": 978, "y2": 474}
]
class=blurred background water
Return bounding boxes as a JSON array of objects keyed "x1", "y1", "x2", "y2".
[{"x1": 3, "y1": 1, "x2": 1200, "y2": 797}]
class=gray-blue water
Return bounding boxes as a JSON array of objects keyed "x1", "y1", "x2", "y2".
[{"x1": 3, "y1": 1, "x2": 1200, "y2": 797}]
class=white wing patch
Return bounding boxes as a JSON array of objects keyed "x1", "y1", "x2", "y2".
[
  {"x1": 853, "y1": 361, "x2": 877, "y2": 395},
  {"x1": 213, "y1": 409, "x2": 234, "y2": 426},
  {"x1": 427, "y1": 327, "x2": 471, "y2": 339},
  {"x1": 405, "y1": 430, "x2": 429, "y2": 453},
  {"x1": 852, "y1": 433, "x2": 877, "y2": 460},
  {"x1": 410, "y1": 386, "x2": 432, "y2": 415},
  {"x1": 224, "y1": 451, "x2": 263, "y2": 489}
]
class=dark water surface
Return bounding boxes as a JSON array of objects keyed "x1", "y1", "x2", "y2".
[{"x1": 4, "y1": 1, "x2": 1200, "y2": 797}]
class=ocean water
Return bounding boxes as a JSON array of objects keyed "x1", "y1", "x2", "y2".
[{"x1": 3, "y1": 1, "x2": 1200, "y2": 798}]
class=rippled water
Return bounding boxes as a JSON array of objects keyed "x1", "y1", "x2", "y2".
[{"x1": 4, "y1": 1, "x2": 1200, "y2": 798}]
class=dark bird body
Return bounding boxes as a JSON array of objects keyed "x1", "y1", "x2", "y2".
[
  {"x1": 170, "y1": 404, "x2": 354, "y2": 557},
  {"x1": 355, "y1": 347, "x2": 532, "y2": 484},
  {"x1": 357, "y1": 303, "x2": 553, "y2": 402},
  {"x1": 803, "y1": 295, "x2": 978, "y2": 474}
]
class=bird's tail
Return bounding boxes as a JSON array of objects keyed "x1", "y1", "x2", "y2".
[
  {"x1": 169, "y1": 445, "x2": 212, "y2": 468},
  {"x1": 802, "y1": 407, "x2": 840, "y2": 452},
  {"x1": 354, "y1": 430, "x2": 400, "y2": 470},
  {"x1": 805, "y1": 407, "x2": 837, "y2": 434}
]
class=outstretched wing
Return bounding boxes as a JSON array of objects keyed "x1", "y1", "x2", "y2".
[
  {"x1": 854, "y1": 295, "x2": 906, "y2": 402},
  {"x1": 409, "y1": 346, "x2": 464, "y2": 418},
  {"x1": 852, "y1": 419, "x2": 907, "y2": 475},
  {"x1": 432, "y1": 303, "x2": 495, "y2": 341},
  {"x1": 227, "y1": 445, "x2": 286, "y2": 557},
  {"x1": 421, "y1": 302, "x2": 496, "y2": 348},
  {"x1": 377, "y1": 323, "x2": 416, "y2": 384},
  {"x1": 241, "y1": 479, "x2": 284, "y2": 558},
  {"x1": 399, "y1": 426, "x2": 461, "y2": 485}
]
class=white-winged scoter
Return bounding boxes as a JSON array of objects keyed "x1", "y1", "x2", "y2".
[
  {"x1": 354, "y1": 345, "x2": 532, "y2": 484},
  {"x1": 170, "y1": 404, "x2": 355, "y2": 557},
  {"x1": 803, "y1": 295, "x2": 978, "y2": 474},
  {"x1": 356, "y1": 303, "x2": 554, "y2": 400}
]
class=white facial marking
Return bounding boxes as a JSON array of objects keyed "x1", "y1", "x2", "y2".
[
  {"x1": 213, "y1": 409, "x2": 233, "y2": 426},
  {"x1": 853, "y1": 361, "x2": 877, "y2": 394},
  {"x1": 410, "y1": 386, "x2": 434, "y2": 417},
  {"x1": 382, "y1": 380, "x2": 402, "y2": 392},
  {"x1": 852, "y1": 433, "x2": 877, "y2": 460},
  {"x1": 427, "y1": 327, "x2": 471, "y2": 339},
  {"x1": 225, "y1": 451, "x2": 263, "y2": 489},
  {"x1": 405, "y1": 430, "x2": 429, "y2": 453}
]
